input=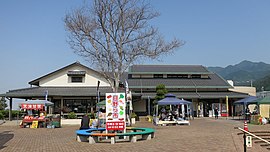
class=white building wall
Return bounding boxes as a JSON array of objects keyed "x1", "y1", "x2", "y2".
[
  {"x1": 39, "y1": 65, "x2": 110, "y2": 87},
  {"x1": 229, "y1": 86, "x2": 256, "y2": 96}
]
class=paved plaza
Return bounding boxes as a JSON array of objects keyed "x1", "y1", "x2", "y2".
[{"x1": 0, "y1": 117, "x2": 270, "y2": 152}]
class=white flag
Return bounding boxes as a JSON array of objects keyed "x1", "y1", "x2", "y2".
[
  {"x1": 125, "y1": 79, "x2": 129, "y2": 93},
  {"x1": 45, "y1": 90, "x2": 48, "y2": 100}
]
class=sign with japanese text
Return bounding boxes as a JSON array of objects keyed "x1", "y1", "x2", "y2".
[
  {"x1": 31, "y1": 121, "x2": 38, "y2": 128},
  {"x1": 21, "y1": 104, "x2": 44, "y2": 110},
  {"x1": 106, "y1": 121, "x2": 125, "y2": 130},
  {"x1": 106, "y1": 93, "x2": 126, "y2": 131}
]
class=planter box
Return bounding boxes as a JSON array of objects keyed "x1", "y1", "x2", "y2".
[
  {"x1": 61, "y1": 119, "x2": 81, "y2": 125},
  {"x1": 131, "y1": 118, "x2": 136, "y2": 124}
]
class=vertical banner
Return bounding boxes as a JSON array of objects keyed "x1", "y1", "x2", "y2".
[{"x1": 106, "y1": 93, "x2": 126, "y2": 131}]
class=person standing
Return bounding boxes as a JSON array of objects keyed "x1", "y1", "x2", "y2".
[
  {"x1": 245, "y1": 107, "x2": 250, "y2": 122},
  {"x1": 214, "y1": 107, "x2": 219, "y2": 119}
]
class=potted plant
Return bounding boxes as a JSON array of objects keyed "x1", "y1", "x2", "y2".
[
  {"x1": 131, "y1": 112, "x2": 137, "y2": 124},
  {"x1": 67, "y1": 112, "x2": 77, "y2": 119}
]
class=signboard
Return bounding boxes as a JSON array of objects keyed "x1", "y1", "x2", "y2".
[
  {"x1": 31, "y1": 120, "x2": 38, "y2": 128},
  {"x1": 246, "y1": 136, "x2": 252, "y2": 147},
  {"x1": 21, "y1": 104, "x2": 44, "y2": 110},
  {"x1": 106, "y1": 121, "x2": 125, "y2": 130},
  {"x1": 106, "y1": 93, "x2": 126, "y2": 131}
]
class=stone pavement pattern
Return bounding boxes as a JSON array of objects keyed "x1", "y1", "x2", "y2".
[{"x1": 0, "y1": 118, "x2": 269, "y2": 152}]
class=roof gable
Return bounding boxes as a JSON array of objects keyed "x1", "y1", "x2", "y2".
[{"x1": 29, "y1": 62, "x2": 105, "y2": 86}]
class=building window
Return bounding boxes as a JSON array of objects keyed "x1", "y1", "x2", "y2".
[
  {"x1": 63, "y1": 99, "x2": 92, "y2": 113},
  {"x1": 191, "y1": 74, "x2": 201, "y2": 79},
  {"x1": 67, "y1": 71, "x2": 86, "y2": 76},
  {"x1": 154, "y1": 74, "x2": 163, "y2": 78},
  {"x1": 167, "y1": 74, "x2": 188, "y2": 78},
  {"x1": 71, "y1": 76, "x2": 83, "y2": 83}
]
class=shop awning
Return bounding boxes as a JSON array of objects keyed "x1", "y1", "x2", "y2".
[
  {"x1": 233, "y1": 96, "x2": 258, "y2": 105},
  {"x1": 20, "y1": 100, "x2": 54, "y2": 110},
  {"x1": 158, "y1": 94, "x2": 191, "y2": 105},
  {"x1": 253, "y1": 96, "x2": 270, "y2": 105}
]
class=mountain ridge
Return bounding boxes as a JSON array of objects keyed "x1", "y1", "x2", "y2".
[{"x1": 208, "y1": 60, "x2": 270, "y2": 89}]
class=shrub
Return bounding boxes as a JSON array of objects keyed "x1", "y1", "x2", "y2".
[
  {"x1": 0, "y1": 112, "x2": 4, "y2": 119},
  {"x1": 0, "y1": 110, "x2": 8, "y2": 118},
  {"x1": 67, "y1": 112, "x2": 77, "y2": 119},
  {"x1": 12, "y1": 110, "x2": 22, "y2": 118}
]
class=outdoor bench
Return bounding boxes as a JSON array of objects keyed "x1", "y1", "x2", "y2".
[
  {"x1": 117, "y1": 128, "x2": 155, "y2": 142},
  {"x1": 76, "y1": 128, "x2": 106, "y2": 143},
  {"x1": 89, "y1": 133, "x2": 117, "y2": 144},
  {"x1": 76, "y1": 127, "x2": 155, "y2": 144}
]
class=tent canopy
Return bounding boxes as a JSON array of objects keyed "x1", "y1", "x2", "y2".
[
  {"x1": 233, "y1": 96, "x2": 258, "y2": 105},
  {"x1": 158, "y1": 93, "x2": 191, "y2": 105},
  {"x1": 253, "y1": 96, "x2": 270, "y2": 105},
  {"x1": 20, "y1": 99, "x2": 54, "y2": 106}
]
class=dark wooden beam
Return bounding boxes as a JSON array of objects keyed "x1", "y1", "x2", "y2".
[{"x1": 9, "y1": 98, "x2": 12, "y2": 121}]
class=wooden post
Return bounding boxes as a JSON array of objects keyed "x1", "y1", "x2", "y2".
[
  {"x1": 60, "y1": 98, "x2": 63, "y2": 116},
  {"x1": 243, "y1": 132, "x2": 247, "y2": 152},
  {"x1": 9, "y1": 98, "x2": 12, "y2": 121}
]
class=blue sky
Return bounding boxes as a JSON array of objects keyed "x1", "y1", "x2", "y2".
[{"x1": 1, "y1": 0, "x2": 270, "y2": 94}]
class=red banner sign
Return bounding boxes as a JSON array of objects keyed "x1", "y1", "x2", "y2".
[
  {"x1": 106, "y1": 121, "x2": 125, "y2": 130},
  {"x1": 21, "y1": 104, "x2": 44, "y2": 110}
]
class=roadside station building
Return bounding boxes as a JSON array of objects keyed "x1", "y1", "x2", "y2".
[{"x1": 1, "y1": 62, "x2": 251, "y2": 120}]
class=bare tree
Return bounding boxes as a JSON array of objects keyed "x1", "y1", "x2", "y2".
[{"x1": 64, "y1": 0, "x2": 183, "y2": 92}]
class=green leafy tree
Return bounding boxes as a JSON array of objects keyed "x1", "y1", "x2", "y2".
[
  {"x1": 154, "y1": 84, "x2": 167, "y2": 104},
  {"x1": 0, "y1": 97, "x2": 7, "y2": 110}
]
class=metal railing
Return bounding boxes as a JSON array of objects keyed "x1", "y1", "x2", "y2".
[{"x1": 236, "y1": 127, "x2": 270, "y2": 152}]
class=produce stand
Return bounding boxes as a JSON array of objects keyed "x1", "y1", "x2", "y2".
[
  {"x1": 21, "y1": 116, "x2": 50, "y2": 128},
  {"x1": 19, "y1": 100, "x2": 56, "y2": 128}
]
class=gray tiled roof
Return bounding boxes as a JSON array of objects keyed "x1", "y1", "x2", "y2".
[
  {"x1": 2, "y1": 87, "x2": 114, "y2": 98},
  {"x1": 127, "y1": 74, "x2": 231, "y2": 88},
  {"x1": 2, "y1": 86, "x2": 248, "y2": 99},
  {"x1": 129, "y1": 65, "x2": 210, "y2": 73},
  {"x1": 138, "y1": 91, "x2": 248, "y2": 99}
]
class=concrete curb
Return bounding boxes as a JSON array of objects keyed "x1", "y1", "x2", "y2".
[{"x1": 0, "y1": 120, "x2": 6, "y2": 125}]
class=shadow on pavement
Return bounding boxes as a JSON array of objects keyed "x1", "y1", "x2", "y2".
[{"x1": 0, "y1": 131, "x2": 14, "y2": 150}]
